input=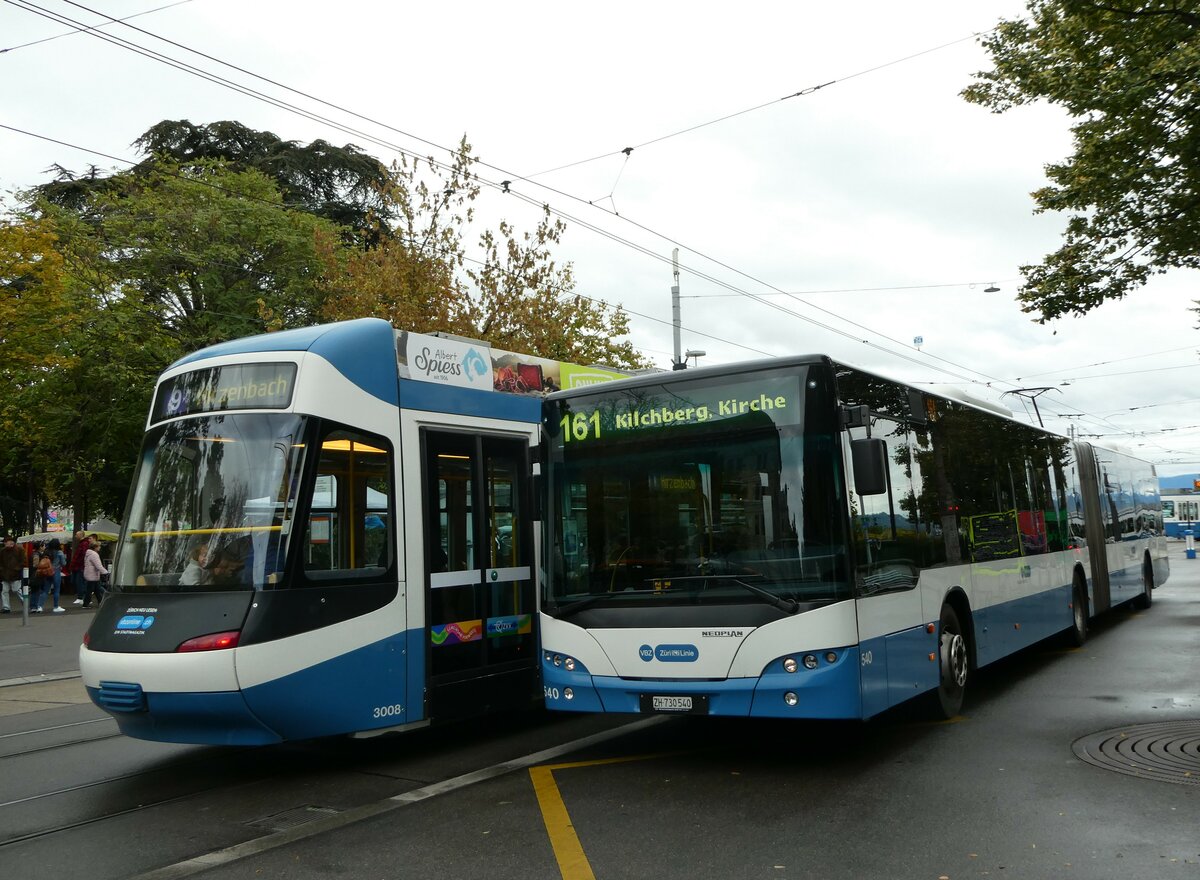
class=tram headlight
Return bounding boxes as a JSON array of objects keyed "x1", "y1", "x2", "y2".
[
  {"x1": 783, "y1": 692, "x2": 799, "y2": 706},
  {"x1": 564, "y1": 688, "x2": 575, "y2": 701},
  {"x1": 783, "y1": 657, "x2": 798, "y2": 673},
  {"x1": 802, "y1": 654, "x2": 818, "y2": 669},
  {"x1": 553, "y1": 654, "x2": 563, "y2": 667},
  {"x1": 564, "y1": 657, "x2": 576, "y2": 672}
]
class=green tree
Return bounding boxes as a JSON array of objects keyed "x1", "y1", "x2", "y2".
[
  {"x1": 19, "y1": 160, "x2": 347, "y2": 524},
  {"x1": 39, "y1": 119, "x2": 393, "y2": 247},
  {"x1": 45, "y1": 158, "x2": 346, "y2": 351},
  {"x1": 0, "y1": 217, "x2": 73, "y2": 532},
  {"x1": 321, "y1": 143, "x2": 651, "y2": 370},
  {"x1": 963, "y1": 1, "x2": 1200, "y2": 321}
]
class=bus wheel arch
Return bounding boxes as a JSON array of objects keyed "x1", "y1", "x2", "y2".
[{"x1": 934, "y1": 590, "x2": 972, "y2": 719}]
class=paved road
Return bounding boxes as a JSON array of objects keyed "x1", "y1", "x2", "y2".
[{"x1": 1, "y1": 549, "x2": 1197, "y2": 880}]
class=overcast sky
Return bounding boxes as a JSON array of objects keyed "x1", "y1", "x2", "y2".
[{"x1": 3, "y1": 0, "x2": 1198, "y2": 476}]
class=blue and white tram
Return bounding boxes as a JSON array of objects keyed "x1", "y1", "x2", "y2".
[
  {"x1": 1161, "y1": 492, "x2": 1198, "y2": 538},
  {"x1": 81, "y1": 319, "x2": 621, "y2": 744}
]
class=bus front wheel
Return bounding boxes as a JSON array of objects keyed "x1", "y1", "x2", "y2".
[{"x1": 935, "y1": 604, "x2": 969, "y2": 719}]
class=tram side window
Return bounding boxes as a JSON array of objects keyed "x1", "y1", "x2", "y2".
[{"x1": 302, "y1": 428, "x2": 393, "y2": 579}]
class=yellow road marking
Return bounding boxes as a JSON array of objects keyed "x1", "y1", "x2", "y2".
[{"x1": 531, "y1": 753, "x2": 673, "y2": 880}]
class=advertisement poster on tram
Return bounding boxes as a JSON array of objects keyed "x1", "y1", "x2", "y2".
[{"x1": 396, "y1": 331, "x2": 626, "y2": 396}]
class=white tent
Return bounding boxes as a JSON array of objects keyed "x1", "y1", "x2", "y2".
[{"x1": 17, "y1": 519, "x2": 121, "y2": 544}]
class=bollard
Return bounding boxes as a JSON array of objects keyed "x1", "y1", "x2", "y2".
[{"x1": 1186, "y1": 529, "x2": 1196, "y2": 560}]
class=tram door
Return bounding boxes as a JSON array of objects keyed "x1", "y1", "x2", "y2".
[{"x1": 423, "y1": 430, "x2": 537, "y2": 720}]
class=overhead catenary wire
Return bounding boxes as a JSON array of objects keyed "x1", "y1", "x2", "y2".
[
  {"x1": 4, "y1": 4, "x2": 1195, "y2": 461},
  {"x1": 7, "y1": 115, "x2": 1188, "y2": 454},
  {"x1": 0, "y1": 0, "x2": 191, "y2": 53},
  {"x1": 1, "y1": 124, "x2": 775, "y2": 362},
  {"x1": 524, "y1": 30, "x2": 989, "y2": 179},
  {"x1": 4, "y1": 0, "x2": 1014, "y2": 389}
]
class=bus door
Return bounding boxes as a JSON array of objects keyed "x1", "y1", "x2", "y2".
[
  {"x1": 422, "y1": 430, "x2": 537, "y2": 720},
  {"x1": 846, "y1": 416, "x2": 926, "y2": 717}
]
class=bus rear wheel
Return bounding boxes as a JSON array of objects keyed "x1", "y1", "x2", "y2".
[
  {"x1": 935, "y1": 604, "x2": 969, "y2": 719},
  {"x1": 1132, "y1": 560, "x2": 1153, "y2": 610},
  {"x1": 1066, "y1": 576, "x2": 1088, "y2": 647}
]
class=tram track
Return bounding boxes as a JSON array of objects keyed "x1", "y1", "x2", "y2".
[
  {"x1": 0, "y1": 716, "x2": 120, "y2": 759},
  {"x1": 0, "y1": 743, "x2": 267, "y2": 849}
]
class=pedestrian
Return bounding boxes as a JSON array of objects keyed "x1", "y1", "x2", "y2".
[
  {"x1": 46, "y1": 537, "x2": 66, "y2": 613},
  {"x1": 179, "y1": 541, "x2": 210, "y2": 586},
  {"x1": 81, "y1": 535, "x2": 108, "y2": 608},
  {"x1": 68, "y1": 530, "x2": 90, "y2": 606},
  {"x1": 207, "y1": 545, "x2": 246, "y2": 588},
  {"x1": 31, "y1": 543, "x2": 54, "y2": 613},
  {"x1": 0, "y1": 534, "x2": 23, "y2": 614}
]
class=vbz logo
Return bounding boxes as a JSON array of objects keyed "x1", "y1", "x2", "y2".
[{"x1": 639, "y1": 644, "x2": 654, "y2": 662}]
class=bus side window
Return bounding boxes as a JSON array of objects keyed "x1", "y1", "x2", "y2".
[
  {"x1": 848, "y1": 416, "x2": 921, "y2": 593},
  {"x1": 303, "y1": 427, "x2": 394, "y2": 579}
]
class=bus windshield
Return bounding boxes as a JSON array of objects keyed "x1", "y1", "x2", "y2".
[
  {"x1": 114, "y1": 413, "x2": 307, "y2": 592},
  {"x1": 545, "y1": 366, "x2": 851, "y2": 612}
]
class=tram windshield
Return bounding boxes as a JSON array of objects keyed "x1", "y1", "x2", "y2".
[
  {"x1": 544, "y1": 366, "x2": 852, "y2": 613},
  {"x1": 115, "y1": 413, "x2": 307, "y2": 592}
]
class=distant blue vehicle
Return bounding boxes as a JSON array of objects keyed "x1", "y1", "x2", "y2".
[{"x1": 1162, "y1": 493, "x2": 1199, "y2": 538}]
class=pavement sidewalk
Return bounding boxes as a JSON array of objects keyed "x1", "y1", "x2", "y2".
[{"x1": 0, "y1": 601, "x2": 95, "y2": 688}]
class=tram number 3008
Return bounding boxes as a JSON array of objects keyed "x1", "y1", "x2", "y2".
[{"x1": 372, "y1": 704, "x2": 404, "y2": 719}]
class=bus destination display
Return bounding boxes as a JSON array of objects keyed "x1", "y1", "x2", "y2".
[{"x1": 556, "y1": 375, "x2": 800, "y2": 444}]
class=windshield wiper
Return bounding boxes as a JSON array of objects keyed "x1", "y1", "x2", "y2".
[
  {"x1": 548, "y1": 588, "x2": 663, "y2": 621},
  {"x1": 728, "y1": 577, "x2": 800, "y2": 614}
]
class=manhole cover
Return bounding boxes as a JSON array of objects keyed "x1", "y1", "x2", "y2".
[
  {"x1": 247, "y1": 805, "x2": 341, "y2": 831},
  {"x1": 1073, "y1": 720, "x2": 1200, "y2": 786}
]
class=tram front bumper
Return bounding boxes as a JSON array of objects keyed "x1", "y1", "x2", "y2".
[{"x1": 85, "y1": 683, "x2": 283, "y2": 745}]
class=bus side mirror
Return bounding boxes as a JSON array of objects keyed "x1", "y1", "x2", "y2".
[{"x1": 851, "y1": 437, "x2": 888, "y2": 496}]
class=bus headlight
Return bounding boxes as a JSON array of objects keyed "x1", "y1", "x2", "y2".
[
  {"x1": 564, "y1": 657, "x2": 576, "y2": 672},
  {"x1": 553, "y1": 654, "x2": 563, "y2": 667},
  {"x1": 783, "y1": 692, "x2": 799, "y2": 706},
  {"x1": 783, "y1": 657, "x2": 798, "y2": 673},
  {"x1": 564, "y1": 688, "x2": 574, "y2": 700},
  {"x1": 803, "y1": 654, "x2": 818, "y2": 669},
  {"x1": 825, "y1": 652, "x2": 838, "y2": 664}
]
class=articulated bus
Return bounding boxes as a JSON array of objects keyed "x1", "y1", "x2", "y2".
[
  {"x1": 540, "y1": 356, "x2": 1169, "y2": 720},
  {"x1": 81, "y1": 318, "x2": 623, "y2": 744},
  {"x1": 1161, "y1": 493, "x2": 1198, "y2": 538}
]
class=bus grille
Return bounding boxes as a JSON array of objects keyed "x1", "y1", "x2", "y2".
[{"x1": 97, "y1": 681, "x2": 147, "y2": 713}]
